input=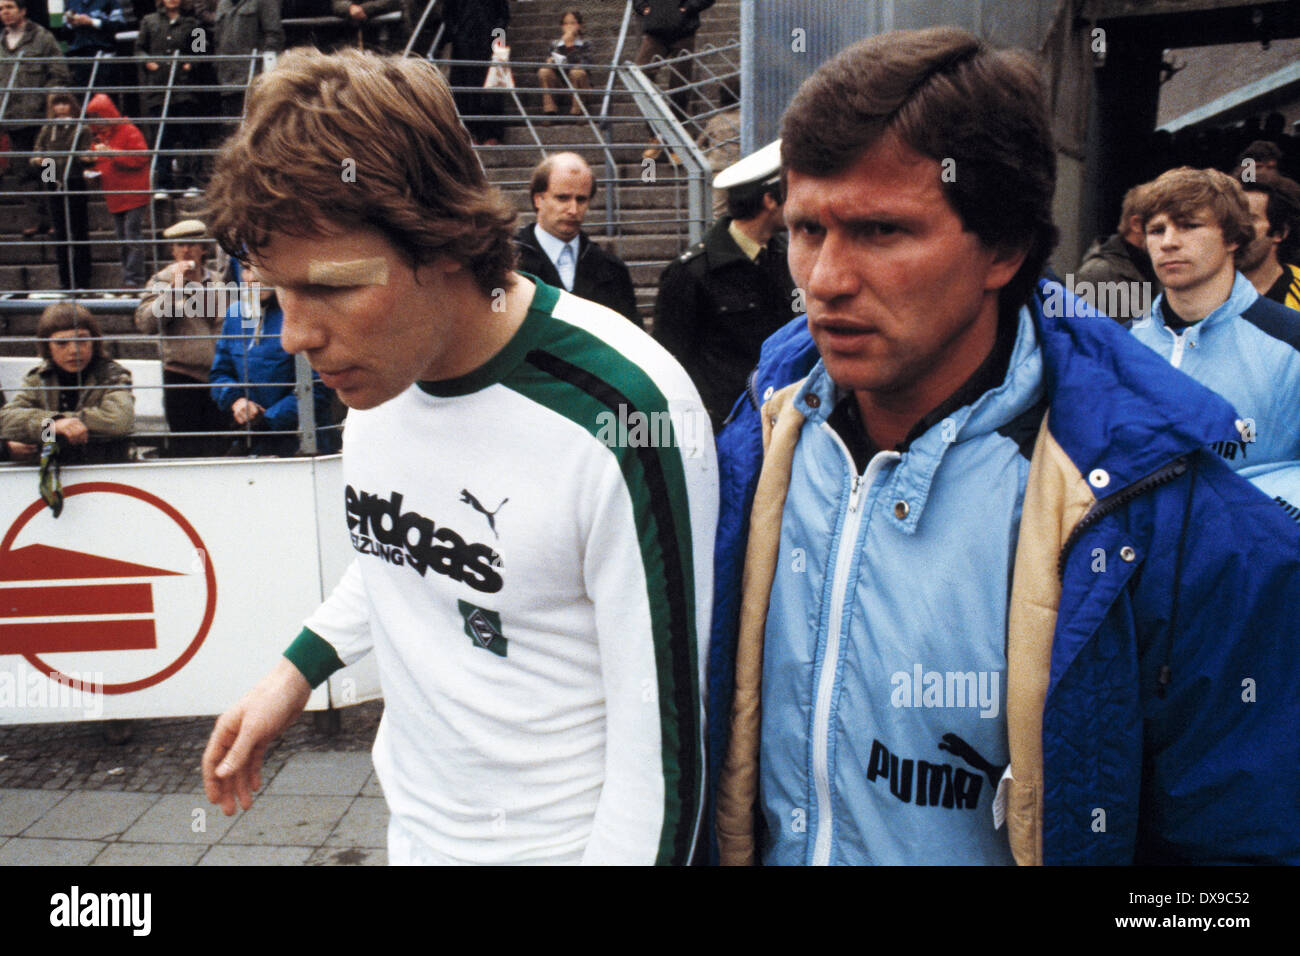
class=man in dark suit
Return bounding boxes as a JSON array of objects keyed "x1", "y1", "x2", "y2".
[{"x1": 514, "y1": 152, "x2": 640, "y2": 324}]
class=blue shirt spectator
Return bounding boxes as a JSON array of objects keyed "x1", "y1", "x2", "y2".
[{"x1": 209, "y1": 260, "x2": 338, "y2": 455}]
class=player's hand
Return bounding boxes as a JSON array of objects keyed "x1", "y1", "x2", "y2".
[
  {"x1": 202, "y1": 658, "x2": 312, "y2": 815},
  {"x1": 6, "y1": 441, "x2": 37, "y2": 461},
  {"x1": 348, "y1": 3, "x2": 366, "y2": 19},
  {"x1": 231, "y1": 397, "x2": 264, "y2": 425},
  {"x1": 54, "y1": 417, "x2": 89, "y2": 444}
]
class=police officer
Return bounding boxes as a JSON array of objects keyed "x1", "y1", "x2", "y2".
[{"x1": 653, "y1": 140, "x2": 797, "y2": 430}]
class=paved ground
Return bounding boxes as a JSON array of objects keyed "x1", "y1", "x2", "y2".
[{"x1": 0, "y1": 701, "x2": 386, "y2": 865}]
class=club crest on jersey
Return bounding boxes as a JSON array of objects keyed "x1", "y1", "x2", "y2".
[
  {"x1": 459, "y1": 600, "x2": 507, "y2": 657},
  {"x1": 346, "y1": 485, "x2": 504, "y2": 593}
]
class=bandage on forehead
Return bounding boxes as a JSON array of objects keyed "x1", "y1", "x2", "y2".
[{"x1": 306, "y1": 257, "x2": 390, "y2": 286}]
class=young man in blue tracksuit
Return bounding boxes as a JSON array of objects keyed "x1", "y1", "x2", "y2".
[
  {"x1": 1130, "y1": 166, "x2": 1300, "y2": 471},
  {"x1": 708, "y1": 27, "x2": 1300, "y2": 866}
]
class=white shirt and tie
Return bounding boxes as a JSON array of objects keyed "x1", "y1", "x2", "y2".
[{"x1": 534, "y1": 224, "x2": 580, "y2": 291}]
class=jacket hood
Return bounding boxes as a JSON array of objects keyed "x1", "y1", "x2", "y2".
[
  {"x1": 85, "y1": 94, "x2": 122, "y2": 121},
  {"x1": 748, "y1": 278, "x2": 1242, "y2": 494}
]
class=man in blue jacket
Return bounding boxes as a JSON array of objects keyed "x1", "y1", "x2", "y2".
[
  {"x1": 708, "y1": 26, "x2": 1300, "y2": 866},
  {"x1": 1130, "y1": 166, "x2": 1300, "y2": 470},
  {"x1": 210, "y1": 260, "x2": 338, "y2": 455}
]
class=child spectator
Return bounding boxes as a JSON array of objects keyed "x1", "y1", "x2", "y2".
[
  {"x1": 538, "y1": 9, "x2": 591, "y2": 118},
  {"x1": 136, "y1": 0, "x2": 202, "y2": 197},
  {"x1": 0, "y1": 303, "x2": 134, "y2": 463},
  {"x1": 31, "y1": 91, "x2": 92, "y2": 291},
  {"x1": 85, "y1": 93, "x2": 150, "y2": 292}
]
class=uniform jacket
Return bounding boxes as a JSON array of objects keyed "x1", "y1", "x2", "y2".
[
  {"x1": 653, "y1": 218, "x2": 797, "y2": 431},
  {"x1": 708, "y1": 278, "x2": 1300, "y2": 865},
  {"x1": 0, "y1": 20, "x2": 71, "y2": 123},
  {"x1": 635, "y1": 0, "x2": 714, "y2": 43},
  {"x1": 85, "y1": 93, "x2": 149, "y2": 214},
  {"x1": 514, "y1": 224, "x2": 640, "y2": 325},
  {"x1": 209, "y1": 288, "x2": 338, "y2": 453},
  {"x1": 213, "y1": 0, "x2": 284, "y2": 88},
  {"x1": 1131, "y1": 271, "x2": 1300, "y2": 472},
  {"x1": 0, "y1": 356, "x2": 134, "y2": 444}
]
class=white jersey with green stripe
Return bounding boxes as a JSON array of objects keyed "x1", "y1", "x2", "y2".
[{"x1": 300, "y1": 279, "x2": 718, "y2": 864}]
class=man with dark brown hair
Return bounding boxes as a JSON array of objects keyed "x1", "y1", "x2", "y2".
[
  {"x1": 1237, "y1": 169, "x2": 1300, "y2": 309},
  {"x1": 201, "y1": 49, "x2": 717, "y2": 866},
  {"x1": 708, "y1": 27, "x2": 1299, "y2": 867}
]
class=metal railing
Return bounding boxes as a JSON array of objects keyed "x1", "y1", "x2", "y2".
[
  {"x1": 0, "y1": 31, "x2": 741, "y2": 438},
  {"x1": 0, "y1": 325, "x2": 340, "y2": 460}
]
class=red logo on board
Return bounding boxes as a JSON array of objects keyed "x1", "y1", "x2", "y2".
[{"x1": 0, "y1": 482, "x2": 216, "y2": 694}]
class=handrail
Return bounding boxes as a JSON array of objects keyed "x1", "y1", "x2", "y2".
[{"x1": 403, "y1": 0, "x2": 441, "y2": 58}]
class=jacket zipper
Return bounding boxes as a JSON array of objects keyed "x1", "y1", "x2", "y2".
[
  {"x1": 1056, "y1": 456, "x2": 1189, "y2": 579},
  {"x1": 1166, "y1": 325, "x2": 1187, "y2": 369},
  {"x1": 811, "y1": 424, "x2": 898, "y2": 866}
]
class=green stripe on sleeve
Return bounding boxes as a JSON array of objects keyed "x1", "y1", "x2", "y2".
[
  {"x1": 503, "y1": 316, "x2": 702, "y2": 865},
  {"x1": 283, "y1": 627, "x2": 346, "y2": 689}
]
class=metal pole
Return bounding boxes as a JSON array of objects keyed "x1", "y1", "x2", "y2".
[{"x1": 294, "y1": 353, "x2": 317, "y2": 456}]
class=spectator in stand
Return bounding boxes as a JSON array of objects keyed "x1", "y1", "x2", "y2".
[
  {"x1": 0, "y1": 0, "x2": 70, "y2": 237},
  {"x1": 331, "y1": 0, "x2": 408, "y2": 53},
  {"x1": 1236, "y1": 139, "x2": 1283, "y2": 179},
  {"x1": 136, "y1": 0, "x2": 202, "y2": 198},
  {"x1": 514, "y1": 151, "x2": 639, "y2": 323},
  {"x1": 135, "y1": 218, "x2": 233, "y2": 456},
  {"x1": 85, "y1": 92, "x2": 151, "y2": 292},
  {"x1": 1074, "y1": 182, "x2": 1161, "y2": 322},
  {"x1": 441, "y1": 0, "x2": 508, "y2": 146},
  {"x1": 1237, "y1": 169, "x2": 1300, "y2": 310},
  {"x1": 634, "y1": 0, "x2": 715, "y2": 161},
  {"x1": 213, "y1": 0, "x2": 284, "y2": 119},
  {"x1": 696, "y1": 78, "x2": 739, "y2": 219},
  {"x1": 210, "y1": 259, "x2": 337, "y2": 456},
  {"x1": 0, "y1": 304, "x2": 134, "y2": 464},
  {"x1": 62, "y1": 0, "x2": 128, "y2": 91},
  {"x1": 538, "y1": 9, "x2": 590, "y2": 120},
  {"x1": 31, "y1": 91, "x2": 92, "y2": 292}
]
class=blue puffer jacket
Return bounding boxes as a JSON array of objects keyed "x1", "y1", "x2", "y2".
[
  {"x1": 707, "y1": 278, "x2": 1300, "y2": 865},
  {"x1": 1131, "y1": 272, "x2": 1300, "y2": 471},
  {"x1": 209, "y1": 287, "x2": 338, "y2": 454}
]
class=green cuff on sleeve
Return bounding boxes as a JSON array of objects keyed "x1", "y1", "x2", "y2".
[{"x1": 283, "y1": 627, "x2": 346, "y2": 689}]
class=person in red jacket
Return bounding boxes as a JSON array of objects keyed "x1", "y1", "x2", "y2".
[{"x1": 85, "y1": 93, "x2": 151, "y2": 292}]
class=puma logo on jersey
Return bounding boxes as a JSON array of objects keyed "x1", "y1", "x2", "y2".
[{"x1": 460, "y1": 489, "x2": 508, "y2": 538}]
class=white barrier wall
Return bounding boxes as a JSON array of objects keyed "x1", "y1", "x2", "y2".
[{"x1": 0, "y1": 455, "x2": 381, "y2": 724}]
